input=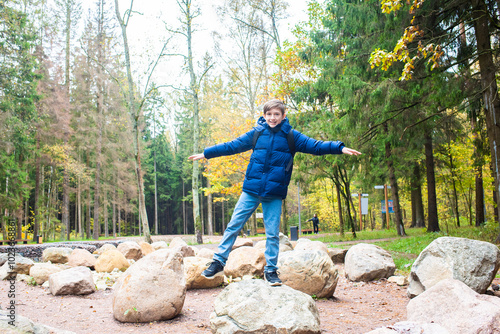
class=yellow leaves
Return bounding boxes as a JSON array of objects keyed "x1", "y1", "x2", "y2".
[
  {"x1": 381, "y1": 0, "x2": 403, "y2": 14},
  {"x1": 42, "y1": 144, "x2": 90, "y2": 181},
  {"x1": 372, "y1": 0, "x2": 443, "y2": 80},
  {"x1": 202, "y1": 118, "x2": 254, "y2": 199}
]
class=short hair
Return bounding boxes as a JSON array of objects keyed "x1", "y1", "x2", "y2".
[{"x1": 263, "y1": 99, "x2": 286, "y2": 115}]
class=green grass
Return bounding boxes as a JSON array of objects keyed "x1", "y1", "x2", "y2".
[{"x1": 313, "y1": 223, "x2": 500, "y2": 275}]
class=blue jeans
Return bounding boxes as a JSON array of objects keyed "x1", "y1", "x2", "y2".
[{"x1": 213, "y1": 191, "x2": 282, "y2": 272}]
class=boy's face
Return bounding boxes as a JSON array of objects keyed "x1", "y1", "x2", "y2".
[{"x1": 264, "y1": 107, "x2": 286, "y2": 128}]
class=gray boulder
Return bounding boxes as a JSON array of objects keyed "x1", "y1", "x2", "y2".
[
  {"x1": 151, "y1": 241, "x2": 168, "y2": 251},
  {"x1": 210, "y1": 279, "x2": 320, "y2": 334},
  {"x1": 328, "y1": 248, "x2": 348, "y2": 263},
  {"x1": 42, "y1": 247, "x2": 72, "y2": 264},
  {"x1": 278, "y1": 250, "x2": 338, "y2": 298},
  {"x1": 0, "y1": 255, "x2": 34, "y2": 279},
  {"x1": 407, "y1": 278, "x2": 500, "y2": 333},
  {"x1": 67, "y1": 248, "x2": 96, "y2": 269},
  {"x1": 112, "y1": 249, "x2": 186, "y2": 322},
  {"x1": 184, "y1": 256, "x2": 224, "y2": 289},
  {"x1": 29, "y1": 263, "x2": 63, "y2": 285},
  {"x1": 366, "y1": 321, "x2": 449, "y2": 334},
  {"x1": 0, "y1": 310, "x2": 76, "y2": 334},
  {"x1": 407, "y1": 237, "x2": 500, "y2": 298},
  {"x1": 224, "y1": 246, "x2": 265, "y2": 278},
  {"x1": 117, "y1": 241, "x2": 143, "y2": 261},
  {"x1": 344, "y1": 243, "x2": 395, "y2": 282},
  {"x1": 48, "y1": 266, "x2": 96, "y2": 296}
]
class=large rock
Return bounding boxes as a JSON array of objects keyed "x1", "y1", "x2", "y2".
[
  {"x1": 328, "y1": 248, "x2": 348, "y2": 263},
  {"x1": 366, "y1": 321, "x2": 449, "y2": 334},
  {"x1": 117, "y1": 241, "x2": 143, "y2": 261},
  {"x1": 168, "y1": 238, "x2": 196, "y2": 257},
  {"x1": 344, "y1": 243, "x2": 395, "y2": 282},
  {"x1": 407, "y1": 237, "x2": 500, "y2": 298},
  {"x1": 169, "y1": 236, "x2": 188, "y2": 248},
  {"x1": 151, "y1": 241, "x2": 168, "y2": 251},
  {"x1": 95, "y1": 249, "x2": 130, "y2": 273},
  {"x1": 184, "y1": 256, "x2": 224, "y2": 289},
  {"x1": 231, "y1": 237, "x2": 253, "y2": 250},
  {"x1": 112, "y1": 249, "x2": 186, "y2": 323},
  {"x1": 67, "y1": 248, "x2": 96, "y2": 269},
  {"x1": 0, "y1": 255, "x2": 34, "y2": 279},
  {"x1": 49, "y1": 266, "x2": 96, "y2": 296},
  {"x1": 197, "y1": 248, "x2": 215, "y2": 259},
  {"x1": 94, "y1": 243, "x2": 117, "y2": 255},
  {"x1": 210, "y1": 279, "x2": 321, "y2": 334},
  {"x1": 0, "y1": 253, "x2": 9, "y2": 266},
  {"x1": 407, "y1": 278, "x2": 500, "y2": 333},
  {"x1": 224, "y1": 246, "x2": 266, "y2": 278},
  {"x1": 255, "y1": 239, "x2": 293, "y2": 253},
  {"x1": 42, "y1": 247, "x2": 73, "y2": 264},
  {"x1": 0, "y1": 310, "x2": 76, "y2": 334},
  {"x1": 294, "y1": 240, "x2": 329, "y2": 254},
  {"x1": 279, "y1": 232, "x2": 294, "y2": 249},
  {"x1": 29, "y1": 263, "x2": 63, "y2": 285},
  {"x1": 138, "y1": 241, "x2": 154, "y2": 256},
  {"x1": 278, "y1": 250, "x2": 338, "y2": 298}
]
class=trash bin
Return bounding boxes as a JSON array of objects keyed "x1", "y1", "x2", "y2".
[
  {"x1": 36, "y1": 235, "x2": 43, "y2": 244},
  {"x1": 246, "y1": 229, "x2": 251, "y2": 236},
  {"x1": 290, "y1": 226, "x2": 298, "y2": 241}
]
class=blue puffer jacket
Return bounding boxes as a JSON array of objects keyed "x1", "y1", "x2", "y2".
[{"x1": 204, "y1": 117, "x2": 345, "y2": 199}]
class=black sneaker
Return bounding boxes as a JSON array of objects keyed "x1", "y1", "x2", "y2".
[
  {"x1": 264, "y1": 270, "x2": 282, "y2": 286},
  {"x1": 202, "y1": 260, "x2": 224, "y2": 278}
]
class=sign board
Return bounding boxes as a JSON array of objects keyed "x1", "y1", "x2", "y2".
[
  {"x1": 381, "y1": 200, "x2": 394, "y2": 213},
  {"x1": 374, "y1": 185, "x2": 384, "y2": 189},
  {"x1": 361, "y1": 198, "x2": 369, "y2": 215},
  {"x1": 256, "y1": 212, "x2": 263, "y2": 219}
]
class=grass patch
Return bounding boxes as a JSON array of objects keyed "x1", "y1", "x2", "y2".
[{"x1": 315, "y1": 224, "x2": 500, "y2": 274}]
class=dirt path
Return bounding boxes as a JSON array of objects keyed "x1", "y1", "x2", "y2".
[{"x1": 1, "y1": 266, "x2": 410, "y2": 334}]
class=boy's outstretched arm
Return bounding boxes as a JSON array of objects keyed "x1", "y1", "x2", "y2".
[
  {"x1": 188, "y1": 153, "x2": 205, "y2": 161},
  {"x1": 342, "y1": 147, "x2": 362, "y2": 156}
]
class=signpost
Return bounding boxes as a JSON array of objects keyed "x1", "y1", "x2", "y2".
[
  {"x1": 375, "y1": 185, "x2": 391, "y2": 229},
  {"x1": 353, "y1": 193, "x2": 369, "y2": 230}
]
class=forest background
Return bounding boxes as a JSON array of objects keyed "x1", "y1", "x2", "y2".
[{"x1": 1, "y1": 0, "x2": 500, "y2": 245}]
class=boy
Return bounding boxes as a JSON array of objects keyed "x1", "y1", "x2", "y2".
[{"x1": 188, "y1": 99, "x2": 361, "y2": 286}]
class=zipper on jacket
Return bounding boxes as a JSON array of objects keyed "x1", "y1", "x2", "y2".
[{"x1": 259, "y1": 130, "x2": 275, "y2": 195}]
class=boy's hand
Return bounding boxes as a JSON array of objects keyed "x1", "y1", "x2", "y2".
[
  {"x1": 342, "y1": 147, "x2": 362, "y2": 156},
  {"x1": 188, "y1": 153, "x2": 205, "y2": 161}
]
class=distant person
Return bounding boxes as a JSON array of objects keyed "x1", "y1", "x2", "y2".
[
  {"x1": 307, "y1": 214, "x2": 320, "y2": 234},
  {"x1": 188, "y1": 99, "x2": 361, "y2": 286}
]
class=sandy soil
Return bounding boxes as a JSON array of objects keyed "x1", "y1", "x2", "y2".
[{"x1": 1, "y1": 269, "x2": 413, "y2": 334}]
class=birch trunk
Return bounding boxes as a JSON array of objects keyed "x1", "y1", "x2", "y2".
[{"x1": 114, "y1": 0, "x2": 151, "y2": 243}]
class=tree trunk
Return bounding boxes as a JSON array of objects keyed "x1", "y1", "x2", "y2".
[
  {"x1": 336, "y1": 182, "x2": 344, "y2": 236},
  {"x1": 86, "y1": 182, "x2": 91, "y2": 239},
  {"x1": 114, "y1": 0, "x2": 152, "y2": 243},
  {"x1": 103, "y1": 188, "x2": 108, "y2": 237},
  {"x1": 472, "y1": 0, "x2": 500, "y2": 240},
  {"x1": 448, "y1": 146, "x2": 460, "y2": 227},
  {"x1": 112, "y1": 187, "x2": 116, "y2": 237},
  {"x1": 78, "y1": 175, "x2": 82, "y2": 239},
  {"x1": 61, "y1": 163, "x2": 70, "y2": 240},
  {"x1": 385, "y1": 127, "x2": 406, "y2": 236},
  {"x1": 207, "y1": 180, "x2": 213, "y2": 235},
  {"x1": 425, "y1": 133, "x2": 440, "y2": 232},
  {"x1": 410, "y1": 162, "x2": 425, "y2": 228},
  {"x1": 181, "y1": 0, "x2": 203, "y2": 245},
  {"x1": 33, "y1": 133, "x2": 41, "y2": 241},
  {"x1": 154, "y1": 143, "x2": 158, "y2": 235},
  {"x1": 281, "y1": 199, "x2": 288, "y2": 235}
]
